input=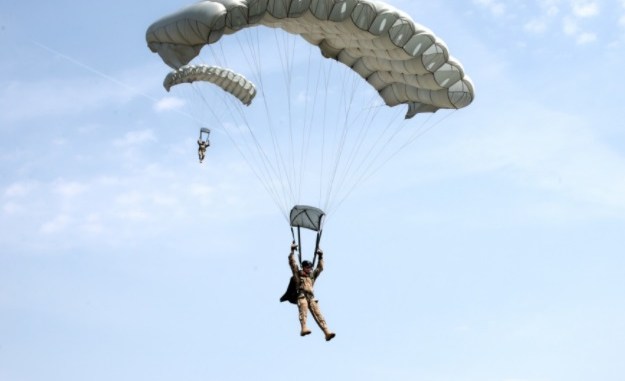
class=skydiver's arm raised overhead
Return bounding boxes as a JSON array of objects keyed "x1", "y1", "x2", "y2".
[
  {"x1": 288, "y1": 242, "x2": 300, "y2": 278},
  {"x1": 313, "y1": 249, "x2": 324, "y2": 279}
]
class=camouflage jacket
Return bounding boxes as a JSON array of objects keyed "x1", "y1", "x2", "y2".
[{"x1": 288, "y1": 252, "x2": 323, "y2": 296}]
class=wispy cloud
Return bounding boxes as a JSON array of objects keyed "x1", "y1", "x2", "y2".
[
  {"x1": 53, "y1": 179, "x2": 88, "y2": 198},
  {"x1": 473, "y1": 0, "x2": 506, "y2": 16},
  {"x1": 112, "y1": 129, "x2": 157, "y2": 147},
  {"x1": 619, "y1": 0, "x2": 625, "y2": 28},
  {"x1": 525, "y1": 0, "x2": 561, "y2": 34},
  {"x1": 525, "y1": 18, "x2": 549, "y2": 33},
  {"x1": 423, "y1": 104, "x2": 625, "y2": 220},
  {"x1": 571, "y1": 0, "x2": 600, "y2": 17},
  {"x1": 563, "y1": 15, "x2": 598, "y2": 43},
  {"x1": 154, "y1": 96, "x2": 186, "y2": 112},
  {"x1": 480, "y1": 0, "x2": 609, "y2": 45},
  {"x1": 0, "y1": 77, "x2": 134, "y2": 123},
  {"x1": 40, "y1": 213, "x2": 72, "y2": 234},
  {"x1": 4, "y1": 181, "x2": 36, "y2": 197}
]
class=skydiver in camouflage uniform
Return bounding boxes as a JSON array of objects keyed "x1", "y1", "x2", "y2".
[
  {"x1": 197, "y1": 139, "x2": 209, "y2": 163},
  {"x1": 288, "y1": 242, "x2": 336, "y2": 341}
]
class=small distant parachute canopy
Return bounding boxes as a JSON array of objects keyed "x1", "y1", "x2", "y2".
[
  {"x1": 290, "y1": 205, "x2": 325, "y2": 232},
  {"x1": 163, "y1": 64, "x2": 257, "y2": 106},
  {"x1": 199, "y1": 127, "x2": 211, "y2": 143}
]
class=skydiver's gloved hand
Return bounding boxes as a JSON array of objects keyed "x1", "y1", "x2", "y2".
[
  {"x1": 290, "y1": 242, "x2": 298, "y2": 253},
  {"x1": 316, "y1": 249, "x2": 323, "y2": 259}
]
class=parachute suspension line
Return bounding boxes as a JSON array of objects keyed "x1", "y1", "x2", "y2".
[
  {"x1": 244, "y1": 30, "x2": 298, "y2": 214},
  {"x1": 331, "y1": 99, "x2": 395, "y2": 204},
  {"x1": 274, "y1": 30, "x2": 301, "y2": 204},
  {"x1": 312, "y1": 229, "x2": 323, "y2": 269},
  {"x1": 312, "y1": 55, "x2": 328, "y2": 208},
  {"x1": 188, "y1": 83, "x2": 289, "y2": 221},
  {"x1": 298, "y1": 42, "x2": 333, "y2": 210},
  {"x1": 383, "y1": 110, "x2": 455, "y2": 164},
  {"x1": 326, "y1": 107, "x2": 407, "y2": 215},
  {"x1": 273, "y1": 28, "x2": 301, "y2": 207},
  {"x1": 317, "y1": 57, "x2": 333, "y2": 209},
  {"x1": 296, "y1": 44, "x2": 318, "y2": 206},
  {"x1": 208, "y1": 29, "x2": 291, "y2": 217},
  {"x1": 322, "y1": 63, "x2": 361, "y2": 212},
  {"x1": 191, "y1": 41, "x2": 292, "y2": 221},
  {"x1": 233, "y1": 30, "x2": 295, "y2": 211},
  {"x1": 330, "y1": 110, "x2": 451, "y2": 216},
  {"x1": 327, "y1": 93, "x2": 385, "y2": 213}
]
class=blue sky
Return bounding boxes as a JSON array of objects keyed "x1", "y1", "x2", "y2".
[{"x1": 1, "y1": 1, "x2": 624, "y2": 380}]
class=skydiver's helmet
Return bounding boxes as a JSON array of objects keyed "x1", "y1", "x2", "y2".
[{"x1": 302, "y1": 260, "x2": 313, "y2": 269}]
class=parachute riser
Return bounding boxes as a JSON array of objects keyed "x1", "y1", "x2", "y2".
[
  {"x1": 312, "y1": 229, "x2": 323, "y2": 268},
  {"x1": 199, "y1": 127, "x2": 211, "y2": 144},
  {"x1": 290, "y1": 226, "x2": 323, "y2": 268}
]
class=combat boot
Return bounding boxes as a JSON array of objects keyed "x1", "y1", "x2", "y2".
[
  {"x1": 324, "y1": 330, "x2": 336, "y2": 341},
  {"x1": 300, "y1": 326, "x2": 312, "y2": 336}
]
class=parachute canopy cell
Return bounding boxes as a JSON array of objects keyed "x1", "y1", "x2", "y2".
[
  {"x1": 145, "y1": 0, "x2": 475, "y2": 119},
  {"x1": 290, "y1": 205, "x2": 326, "y2": 232},
  {"x1": 164, "y1": 64, "x2": 257, "y2": 106}
]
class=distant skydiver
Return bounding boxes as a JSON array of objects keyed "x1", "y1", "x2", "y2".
[
  {"x1": 282, "y1": 241, "x2": 336, "y2": 341},
  {"x1": 197, "y1": 138, "x2": 209, "y2": 163}
]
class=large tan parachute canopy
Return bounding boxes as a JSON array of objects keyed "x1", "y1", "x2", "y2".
[
  {"x1": 164, "y1": 64, "x2": 257, "y2": 106},
  {"x1": 145, "y1": 0, "x2": 475, "y2": 119}
]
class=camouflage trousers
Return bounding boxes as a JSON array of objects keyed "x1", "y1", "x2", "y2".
[{"x1": 297, "y1": 294, "x2": 331, "y2": 334}]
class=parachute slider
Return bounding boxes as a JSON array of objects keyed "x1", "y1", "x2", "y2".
[{"x1": 290, "y1": 205, "x2": 325, "y2": 232}]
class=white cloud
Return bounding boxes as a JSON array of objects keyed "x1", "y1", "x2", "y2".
[
  {"x1": 295, "y1": 90, "x2": 312, "y2": 104},
  {"x1": 474, "y1": 0, "x2": 506, "y2": 16},
  {"x1": 80, "y1": 213, "x2": 104, "y2": 234},
  {"x1": 115, "y1": 209, "x2": 150, "y2": 221},
  {"x1": 431, "y1": 108, "x2": 625, "y2": 216},
  {"x1": 4, "y1": 181, "x2": 36, "y2": 197},
  {"x1": 3, "y1": 201, "x2": 23, "y2": 214},
  {"x1": 40, "y1": 214, "x2": 72, "y2": 234},
  {"x1": 113, "y1": 129, "x2": 156, "y2": 147},
  {"x1": 0, "y1": 77, "x2": 135, "y2": 123},
  {"x1": 150, "y1": 193, "x2": 180, "y2": 207},
  {"x1": 562, "y1": 16, "x2": 598, "y2": 43},
  {"x1": 154, "y1": 96, "x2": 186, "y2": 112},
  {"x1": 576, "y1": 31, "x2": 598, "y2": 43},
  {"x1": 475, "y1": 0, "x2": 607, "y2": 44},
  {"x1": 189, "y1": 183, "x2": 217, "y2": 207},
  {"x1": 524, "y1": 0, "x2": 561, "y2": 34},
  {"x1": 539, "y1": 0, "x2": 561, "y2": 16},
  {"x1": 377, "y1": 90, "x2": 625, "y2": 227},
  {"x1": 571, "y1": 0, "x2": 600, "y2": 18},
  {"x1": 562, "y1": 16, "x2": 580, "y2": 35},
  {"x1": 53, "y1": 180, "x2": 88, "y2": 198},
  {"x1": 525, "y1": 18, "x2": 549, "y2": 33}
]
